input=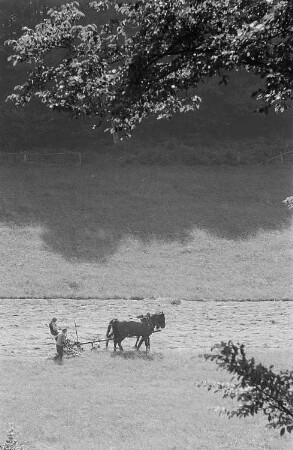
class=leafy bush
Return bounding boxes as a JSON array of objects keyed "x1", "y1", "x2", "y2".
[
  {"x1": 283, "y1": 197, "x2": 293, "y2": 210},
  {"x1": 0, "y1": 425, "x2": 24, "y2": 450},
  {"x1": 199, "y1": 341, "x2": 293, "y2": 435}
]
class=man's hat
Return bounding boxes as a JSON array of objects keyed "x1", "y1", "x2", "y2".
[{"x1": 52, "y1": 317, "x2": 57, "y2": 321}]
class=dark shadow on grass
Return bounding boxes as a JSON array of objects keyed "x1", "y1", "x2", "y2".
[
  {"x1": 111, "y1": 350, "x2": 164, "y2": 361},
  {"x1": 52, "y1": 357, "x2": 63, "y2": 365},
  {"x1": 0, "y1": 164, "x2": 292, "y2": 262}
]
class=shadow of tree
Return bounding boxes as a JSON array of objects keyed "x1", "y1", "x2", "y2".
[{"x1": 0, "y1": 163, "x2": 291, "y2": 263}]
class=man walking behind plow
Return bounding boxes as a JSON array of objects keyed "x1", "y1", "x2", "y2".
[{"x1": 55, "y1": 328, "x2": 67, "y2": 361}]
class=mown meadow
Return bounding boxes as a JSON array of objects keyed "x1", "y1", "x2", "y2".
[
  {"x1": 0, "y1": 150, "x2": 292, "y2": 449},
  {"x1": 0, "y1": 1, "x2": 292, "y2": 448},
  {"x1": 1, "y1": 349, "x2": 293, "y2": 450},
  {"x1": 0, "y1": 153, "x2": 292, "y2": 300}
]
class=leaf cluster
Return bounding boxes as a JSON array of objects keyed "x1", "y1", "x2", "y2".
[
  {"x1": 283, "y1": 196, "x2": 293, "y2": 210},
  {"x1": 5, "y1": 0, "x2": 293, "y2": 137},
  {"x1": 0, "y1": 425, "x2": 24, "y2": 450},
  {"x1": 199, "y1": 341, "x2": 293, "y2": 435}
]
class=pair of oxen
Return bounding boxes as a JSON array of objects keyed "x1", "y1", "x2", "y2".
[{"x1": 105, "y1": 312, "x2": 165, "y2": 352}]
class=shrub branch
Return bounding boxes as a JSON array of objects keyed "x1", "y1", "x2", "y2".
[{"x1": 199, "y1": 341, "x2": 293, "y2": 435}]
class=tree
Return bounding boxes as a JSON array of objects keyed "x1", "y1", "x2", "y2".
[
  {"x1": 199, "y1": 341, "x2": 293, "y2": 435},
  {"x1": 5, "y1": 0, "x2": 293, "y2": 137}
]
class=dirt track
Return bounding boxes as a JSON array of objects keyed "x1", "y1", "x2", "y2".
[{"x1": 1, "y1": 298, "x2": 292, "y2": 358}]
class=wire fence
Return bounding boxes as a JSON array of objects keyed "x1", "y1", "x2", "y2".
[
  {"x1": 0, "y1": 151, "x2": 82, "y2": 165},
  {"x1": 0, "y1": 149, "x2": 292, "y2": 166},
  {"x1": 266, "y1": 150, "x2": 293, "y2": 164}
]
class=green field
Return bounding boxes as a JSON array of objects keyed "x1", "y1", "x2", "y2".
[
  {"x1": 1, "y1": 157, "x2": 293, "y2": 449},
  {"x1": 0, "y1": 158, "x2": 292, "y2": 299},
  {"x1": 1, "y1": 349, "x2": 293, "y2": 450}
]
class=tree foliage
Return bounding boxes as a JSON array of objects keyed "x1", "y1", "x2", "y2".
[
  {"x1": 0, "y1": 425, "x2": 23, "y2": 450},
  {"x1": 6, "y1": 0, "x2": 293, "y2": 137},
  {"x1": 283, "y1": 196, "x2": 293, "y2": 209},
  {"x1": 199, "y1": 341, "x2": 293, "y2": 435}
]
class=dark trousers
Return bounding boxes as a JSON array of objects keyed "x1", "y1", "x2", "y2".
[{"x1": 56, "y1": 345, "x2": 64, "y2": 359}]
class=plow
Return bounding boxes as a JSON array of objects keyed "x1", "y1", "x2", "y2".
[
  {"x1": 70, "y1": 320, "x2": 114, "y2": 351},
  {"x1": 74, "y1": 329, "x2": 161, "y2": 347},
  {"x1": 69, "y1": 330, "x2": 161, "y2": 353}
]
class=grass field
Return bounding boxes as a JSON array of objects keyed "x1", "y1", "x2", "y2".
[
  {"x1": 1, "y1": 349, "x2": 293, "y2": 450},
  {"x1": 0, "y1": 159, "x2": 292, "y2": 299},
  {"x1": 1, "y1": 155, "x2": 293, "y2": 449}
]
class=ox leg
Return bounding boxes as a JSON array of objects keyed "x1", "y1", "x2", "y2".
[
  {"x1": 134, "y1": 336, "x2": 140, "y2": 348},
  {"x1": 136, "y1": 337, "x2": 145, "y2": 350},
  {"x1": 113, "y1": 338, "x2": 123, "y2": 352},
  {"x1": 145, "y1": 337, "x2": 150, "y2": 354},
  {"x1": 106, "y1": 332, "x2": 113, "y2": 349}
]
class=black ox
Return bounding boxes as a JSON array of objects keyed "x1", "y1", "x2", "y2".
[{"x1": 105, "y1": 312, "x2": 165, "y2": 352}]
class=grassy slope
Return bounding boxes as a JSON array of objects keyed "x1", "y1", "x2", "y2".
[
  {"x1": 0, "y1": 160, "x2": 292, "y2": 299},
  {"x1": 1, "y1": 350, "x2": 293, "y2": 450}
]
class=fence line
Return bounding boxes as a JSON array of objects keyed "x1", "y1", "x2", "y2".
[
  {"x1": 267, "y1": 150, "x2": 293, "y2": 163},
  {"x1": 0, "y1": 151, "x2": 82, "y2": 165}
]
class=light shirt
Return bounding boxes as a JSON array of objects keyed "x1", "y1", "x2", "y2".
[{"x1": 56, "y1": 332, "x2": 67, "y2": 346}]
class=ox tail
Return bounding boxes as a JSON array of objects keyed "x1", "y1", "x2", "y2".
[
  {"x1": 106, "y1": 321, "x2": 113, "y2": 338},
  {"x1": 105, "y1": 320, "x2": 113, "y2": 348},
  {"x1": 106, "y1": 319, "x2": 117, "y2": 348}
]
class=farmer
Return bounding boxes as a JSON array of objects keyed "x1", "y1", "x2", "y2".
[
  {"x1": 55, "y1": 328, "x2": 67, "y2": 360},
  {"x1": 49, "y1": 317, "x2": 59, "y2": 340}
]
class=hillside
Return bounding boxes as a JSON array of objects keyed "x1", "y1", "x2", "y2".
[{"x1": 0, "y1": 159, "x2": 292, "y2": 299}]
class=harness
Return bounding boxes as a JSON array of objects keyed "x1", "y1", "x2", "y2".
[{"x1": 141, "y1": 314, "x2": 153, "y2": 332}]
